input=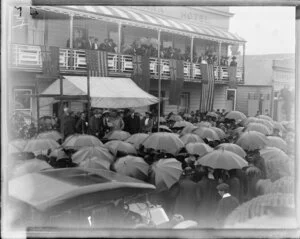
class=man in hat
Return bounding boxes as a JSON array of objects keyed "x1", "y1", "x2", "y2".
[
  {"x1": 215, "y1": 183, "x2": 239, "y2": 227},
  {"x1": 230, "y1": 56, "x2": 237, "y2": 67},
  {"x1": 141, "y1": 111, "x2": 154, "y2": 133},
  {"x1": 76, "y1": 112, "x2": 88, "y2": 134},
  {"x1": 123, "y1": 109, "x2": 141, "y2": 134},
  {"x1": 89, "y1": 109, "x2": 102, "y2": 138},
  {"x1": 100, "y1": 110, "x2": 111, "y2": 138},
  {"x1": 172, "y1": 167, "x2": 198, "y2": 221},
  {"x1": 109, "y1": 109, "x2": 124, "y2": 131}
]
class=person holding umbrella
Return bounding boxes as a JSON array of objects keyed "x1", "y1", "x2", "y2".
[
  {"x1": 246, "y1": 149, "x2": 267, "y2": 179},
  {"x1": 215, "y1": 183, "x2": 239, "y2": 227},
  {"x1": 172, "y1": 167, "x2": 198, "y2": 221}
]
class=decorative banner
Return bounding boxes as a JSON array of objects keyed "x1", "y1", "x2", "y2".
[
  {"x1": 41, "y1": 46, "x2": 60, "y2": 76},
  {"x1": 228, "y1": 66, "x2": 237, "y2": 88},
  {"x1": 199, "y1": 64, "x2": 215, "y2": 113},
  {"x1": 132, "y1": 55, "x2": 150, "y2": 92},
  {"x1": 85, "y1": 50, "x2": 108, "y2": 77},
  {"x1": 169, "y1": 59, "x2": 184, "y2": 105}
]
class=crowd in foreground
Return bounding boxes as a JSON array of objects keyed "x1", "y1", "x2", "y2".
[{"x1": 8, "y1": 107, "x2": 295, "y2": 228}]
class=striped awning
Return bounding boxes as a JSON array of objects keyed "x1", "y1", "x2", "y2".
[{"x1": 34, "y1": 6, "x2": 245, "y2": 44}]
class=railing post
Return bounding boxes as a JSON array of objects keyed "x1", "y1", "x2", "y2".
[
  {"x1": 242, "y1": 43, "x2": 246, "y2": 83},
  {"x1": 190, "y1": 36, "x2": 194, "y2": 80},
  {"x1": 118, "y1": 22, "x2": 122, "y2": 72},
  {"x1": 218, "y1": 41, "x2": 222, "y2": 81},
  {"x1": 157, "y1": 29, "x2": 161, "y2": 132},
  {"x1": 69, "y1": 14, "x2": 74, "y2": 49}
]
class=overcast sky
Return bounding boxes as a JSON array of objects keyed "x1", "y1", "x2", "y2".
[{"x1": 229, "y1": 7, "x2": 295, "y2": 55}]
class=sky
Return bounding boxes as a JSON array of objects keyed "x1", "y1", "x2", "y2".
[{"x1": 229, "y1": 7, "x2": 295, "y2": 55}]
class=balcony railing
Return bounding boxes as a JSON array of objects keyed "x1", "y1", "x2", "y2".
[{"x1": 10, "y1": 44, "x2": 244, "y2": 83}]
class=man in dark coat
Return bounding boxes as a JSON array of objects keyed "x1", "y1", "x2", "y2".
[
  {"x1": 172, "y1": 167, "x2": 198, "y2": 221},
  {"x1": 76, "y1": 112, "x2": 88, "y2": 134},
  {"x1": 89, "y1": 109, "x2": 102, "y2": 137},
  {"x1": 123, "y1": 109, "x2": 141, "y2": 134},
  {"x1": 215, "y1": 183, "x2": 239, "y2": 227},
  {"x1": 62, "y1": 108, "x2": 76, "y2": 139},
  {"x1": 195, "y1": 167, "x2": 219, "y2": 227}
]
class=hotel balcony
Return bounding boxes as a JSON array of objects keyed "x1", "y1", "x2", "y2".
[{"x1": 9, "y1": 44, "x2": 244, "y2": 84}]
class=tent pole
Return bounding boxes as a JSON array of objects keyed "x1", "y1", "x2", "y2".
[
  {"x1": 157, "y1": 29, "x2": 161, "y2": 132},
  {"x1": 36, "y1": 76, "x2": 40, "y2": 134},
  {"x1": 59, "y1": 75, "x2": 64, "y2": 134},
  {"x1": 87, "y1": 66, "x2": 91, "y2": 125}
]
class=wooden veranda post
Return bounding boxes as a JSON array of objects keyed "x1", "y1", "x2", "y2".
[
  {"x1": 36, "y1": 77, "x2": 40, "y2": 134},
  {"x1": 157, "y1": 29, "x2": 161, "y2": 132},
  {"x1": 87, "y1": 66, "x2": 91, "y2": 124},
  {"x1": 218, "y1": 42, "x2": 222, "y2": 81}
]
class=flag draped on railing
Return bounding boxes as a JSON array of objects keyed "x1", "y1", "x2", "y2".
[
  {"x1": 85, "y1": 50, "x2": 108, "y2": 77},
  {"x1": 169, "y1": 59, "x2": 184, "y2": 105},
  {"x1": 199, "y1": 64, "x2": 215, "y2": 113},
  {"x1": 132, "y1": 55, "x2": 150, "y2": 92},
  {"x1": 228, "y1": 66, "x2": 237, "y2": 88},
  {"x1": 41, "y1": 46, "x2": 60, "y2": 76}
]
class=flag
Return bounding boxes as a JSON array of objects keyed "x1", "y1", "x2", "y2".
[
  {"x1": 200, "y1": 64, "x2": 215, "y2": 113},
  {"x1": 85, "y1": 50, "x2": 108, "y2": 77},
  {"x1": 228, "y1": 66, "x2": 237, "y2": 88},
  {"x1": 41, "y1": 46, "x2": 59, "y2": 76},
  {"x1": 132, "y1": 55, "x2": 150, "y2": 92},
  {"x1": 169, "y1": 59, "x2": 184, "y2": 105}
]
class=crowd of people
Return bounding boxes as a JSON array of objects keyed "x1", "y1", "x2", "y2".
[{"x1": 9, "y1": 106, "x2": 294, "y2": 228}]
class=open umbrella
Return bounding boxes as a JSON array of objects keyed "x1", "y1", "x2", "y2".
[
  {"x1": 169, "y1": 115, "x2": 183, "y2": 122},
  {"x1": 71, "y1": 146, "x2": 114, "y2": 165},
  {"x1": 149, "y1": 158, "x2": 182, "y2": 191},
  {"x1": 195, "y1": 121, "x2": 211, "y2": 128},
  {"x1": 195, "y1": 149, "x2": 248, "y2": 170},
  {"x1": 266, "y1": 136, "x2": 288, "y2": 152},
  {"x1": 256, "y1": 115, "x2": 273, "y2": 122},
  {"x1": 268, "y1": 176, "x2": 294, "y2": 194},
  {"x1": 225, "y1": 193, "x2": 295, "y2": 227},
  {"x1": 260, "y1": 147, "x2": 290, "y2": 162},
  {"x1": 210, "y1": 127, "x2": 226, "y2": 139},
  {"x1": 255, "y1": 119, "x2": 274, "y2": 131},
  {"x1": 236, "y1": 131, "x2": 268, "y2": 151},
  {"x1": 23, "y1": 138, "x2": 59, "y2": 154},
  {"x1": 158, "y1": 117, "x2": 167, "y2": 123},
  {"x1": 246, "y1": 123, "x2": 272, "y2": 135},
  {"x1": 114, "y1": 156, "x2": 149, "y2": 181},
  {"x1": 192, "y1": 127, "x2": 220, "y2": 140},
  {"x1": 242, "y1": 117, "x2": 257, "y2": 126},
  {"x1": 36, "y1": 130, "x2": 63, "y2": 142},
  {"x1": 78, "y1": 156, "x2": 111, "y2": 170},
  {"x1": 273, "y1": 121, "x2": 285, "y2": 132},
  {"x1": 104, "y1": 130, "x2": 131, "y2": 141},
  {"x1": 225, "y1": 111, "x2": 247, "y2": 122},
  {"x1": 179, "y1": 133, "x2": 204, "y2": 145},
  {"x1": 159, "y1": 125, "x2": 173, "y2": 133},
  {"x1": 12, "y1": 158, "x2": 52, "y2": 178},
  {"x1": 206, "y1": 112, "x2": 218, "y2": 118},
  {"x1": 185, "y1": 142, "x2": 213, "y2": 157},
  {"x1": 142, "y1": 132, "x2": 184, "y2": 155},
  {"x1": 105, "y1": 140, "x2": 137, "y2": 156},
  {"x1": 215, "y1": 143, "x2": 246, "y2": 158},
  {"x1": 172, "y1": 121, "x2": 193, "y2": 128},
  {"x1": 180, "y1": 125, "x2": 198, "y2": 135},
  {"x1": 125, "y1": 133, "x2": 149, "y2": 149},
  {"x1": 62, "y1": 134, "x2": 103, "y2": 150}
]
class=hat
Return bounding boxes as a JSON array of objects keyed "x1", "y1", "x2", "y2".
[
  {"x1": 94, "y1": 109, "x2": 101, "y2": 115},
  {"x1": 183, "y1": 167, "x2": 194, "y2": 176},
  {"x1": 145, "y1": 111, "x2": 152, "y2": 116},
  {"x1": 103, "y1": 110, "x2": 110, "y2": 115},
  {"x1": 232, "y1": 56, "x2": 237, "y2": 59},
  {"x1": 216, "y1": 183, "x2": 229, "y2": 192}
]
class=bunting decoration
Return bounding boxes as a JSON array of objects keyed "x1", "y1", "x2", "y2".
[
  {"x1": 41, "y1": 46, "x2": 60, "y2": 76},
  {"x1": 169, "y1": 59, "x2": 184, "y2": 105},
  {"x1": 132, "y1": 55, "x2": 150, "y2": 92},
  {"x1": 85, "y1": 50, "x2": 108, "y2": 77},
  {"x1": 200, "y1": 64, "x2": 215, "y2": 113}
]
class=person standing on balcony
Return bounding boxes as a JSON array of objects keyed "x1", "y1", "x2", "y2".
[
  {"x1": 87, "y1": 36, "x2": 95, "y2": 50},
  {"x1": 93, "y1": 38, "x2": 99, "y2": 50},
  {"x1": 230, "y1": 56, "x2": 237, "y2": 67}
]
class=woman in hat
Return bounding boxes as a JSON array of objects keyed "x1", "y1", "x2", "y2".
[
  {"x1": 109, "y1": 110, "x2": 124, "y2": 131},
  {"x1": 230, "y1": 56, "x2": 237, "y2": 67},
  {"x1": 141, "y1": 111, "x2": 154, "y2": 133}
]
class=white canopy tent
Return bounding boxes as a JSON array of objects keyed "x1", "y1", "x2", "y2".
[{"x1": 41, "y1": 76, "x2": 159, "y2": 108}]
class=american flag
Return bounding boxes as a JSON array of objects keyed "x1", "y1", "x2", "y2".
[
  {"x1": 85, "y1": 50, "x2": 108, "y2": 77},
  {"x1": 200, "y1": 64, "x2": 215, "y2": 113}
]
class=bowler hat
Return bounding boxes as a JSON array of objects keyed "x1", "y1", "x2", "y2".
[{"x1": 216, "y1": 183, "x2": 229, "y2": 192}]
